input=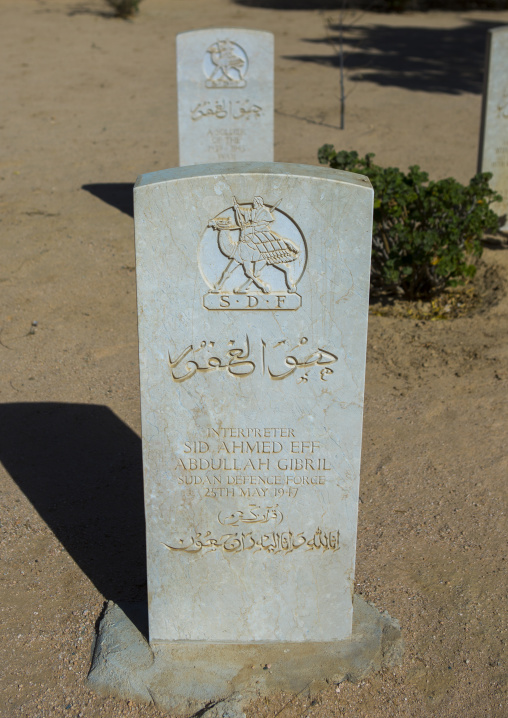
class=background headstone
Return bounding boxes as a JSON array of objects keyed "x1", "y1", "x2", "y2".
[
  {"x1": 134, "y1": 162, "x2": 373, "y2": 643},
  {"x1": 177, "y1": 29, "x2": 274, "y2": 166},
  {"x1": 478, "y1": 25, "x2": 508, "y2": 230}
]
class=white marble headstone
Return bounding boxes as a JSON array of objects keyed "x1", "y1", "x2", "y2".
[
  {"x1": 479, "y1": 26, "x2": 508, "y2": 230},
  {"x1": 134, "y1": 162, "x2": 373, "y2": 643},
  {"x1": 177, "y1": 29, "x2": 274, "y2": 166}
]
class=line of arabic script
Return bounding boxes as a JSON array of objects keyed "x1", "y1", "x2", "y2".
[
  {"x1": 217, "y1": 504, "x2": 283, "y2": 527},
  {"x1": 162, "y1": 527, "x2": 339, "y2": 555},
  {"x1": 168, "y1": 336, "x2": 338, "y2": 383},
  {"x1": 191, "y1": 99, "x2": 262, "y2": 122}
]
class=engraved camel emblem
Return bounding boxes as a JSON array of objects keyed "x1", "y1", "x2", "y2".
[
  {"x1": 208, "y1": 197, "x2": 301, "y2": 294},
  {"x1": 206, "y1": 40, "x2": 246, "y2": 85}
]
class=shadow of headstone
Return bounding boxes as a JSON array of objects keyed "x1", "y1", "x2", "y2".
[
  {"x1": 82, "y1": 183, "x2": 134, "y2": 217},
  {"x1": 0, "y1": 402, "x2": 147, "y2": 634}
]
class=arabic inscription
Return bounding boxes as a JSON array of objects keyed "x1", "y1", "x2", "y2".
[
  {"x1": 163, "y1": 527, "x2": 340, "y2": 556},
  {"x1": 191, "y1": 99, "x2": 262, "y2": 122},
  {"x1": 168, "y1": 336, "x2": 338, "y2": 383},
  {"x1": 217, "y1": 504, "x2": 283, "y2": 527}
]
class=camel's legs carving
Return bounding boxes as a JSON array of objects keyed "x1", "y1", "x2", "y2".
[
  {"x1": 242, "y1": 261, "x2": 270, "y2": 293},
  {"x1": 214, "y1": 258, "x2": 239, "y2": 290},
  {"x1": 234, "y1": 261, "x2": 267, "y2": 293},
  {"x1": 278, "y1": 263, "x2": 296, "y2": 293}
]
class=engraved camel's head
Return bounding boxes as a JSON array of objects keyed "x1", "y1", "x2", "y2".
[
  {"x1": 209, "y1": 216, "x2": 233, "y2": 231},
  {"x1": 209, "y1": 216, "x2": 239, "y2": 260},
  {"x1": 207, "y1": 42, "x2": 227, "y2": 63}
]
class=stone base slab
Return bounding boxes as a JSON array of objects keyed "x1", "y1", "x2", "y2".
[{"x1": 87, "y1": 596, "x2": 403, "y2": 717}]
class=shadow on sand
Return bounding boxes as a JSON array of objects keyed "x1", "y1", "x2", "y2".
[
  {"x1": 285, "y1": 18, "x2": 506, "y2": 95},
  {"x1": 234, "y1": 0, "x2": 362, "y2": 7},
  {"x1": 82, "y1": 183, "x2": 134, "y2": 218},
  {"x1": 0, "y1": 402, "x2": 147, "y2": 635}
]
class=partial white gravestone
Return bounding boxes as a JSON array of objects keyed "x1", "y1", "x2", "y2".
[
  {"x1": 479, "y1": 25, "x2": 508, "y2": 230},
  {"x1": 177, "y1": 29, "x2": 273, "y2": 166},
  {"x1": 134, "y1": 162, "x2": 373, "y2": 643}
]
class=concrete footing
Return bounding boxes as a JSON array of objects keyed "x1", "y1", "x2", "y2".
[{"x1": 87, "y1": 595, "x2": 403, "y2": 717}]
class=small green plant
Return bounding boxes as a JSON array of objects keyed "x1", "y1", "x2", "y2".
[
  {"x1": 105, "y1": 0, "x2": 141, "y2": 18},
  {"x1": 318, "y1": 145, "x2": 502, "y2": 300}
]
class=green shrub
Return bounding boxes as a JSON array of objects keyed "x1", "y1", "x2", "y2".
[
  {"x1": 105, "y1": 0, "x2": 141, "y2": 18},
  {"x1": 318, "y1": 145, "x2": 502, "y2": 300}
]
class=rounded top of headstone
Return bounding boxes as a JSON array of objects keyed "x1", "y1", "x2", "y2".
[
  {"x1": 177, "y1": 28, "x2": 274, "y2": 40},
  {"x1": 134, "y1": 162, "x2": 372, "y2": 193}
]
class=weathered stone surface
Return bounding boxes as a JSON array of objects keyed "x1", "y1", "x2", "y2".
[
  {"x1": 479, "y1": 26, "x2": 508, "y2": 230},
  {"x1": 87, "y1": 596, "x2": 403, "y2": 717},
  {"x1": 134, "y1": 162, "x2": 373, "y2": 644},
  {"x1": 177, "y1": 29, "x2": 273, "y2": 165}
]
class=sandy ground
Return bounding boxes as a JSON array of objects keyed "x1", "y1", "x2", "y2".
[{"x1": 1, "y1": 1, "x2": 507, "y2": 717}]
